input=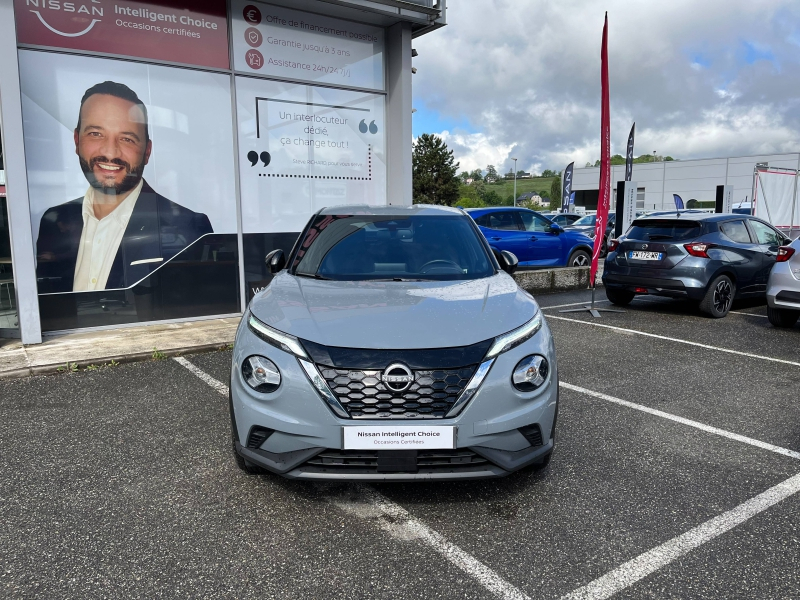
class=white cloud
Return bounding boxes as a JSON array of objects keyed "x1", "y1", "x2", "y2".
[
  {"x1": 412, "y1": 0, "x2": 800, "y2": 171},
  {"x1": 434, "y1": 130, "x2": 514, "y2": 173}
]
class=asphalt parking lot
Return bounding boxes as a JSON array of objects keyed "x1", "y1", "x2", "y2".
[{"x1": 2, "y1": 289, "x2": 800, "y2": 599}]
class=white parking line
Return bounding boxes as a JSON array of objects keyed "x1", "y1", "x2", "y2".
[
  {"x1": 175, "y1": 356, "x2": 530, "y2": 600},
  {"x1": 560, "y1": 382, "x2": 800, "y2": 461},
  {"x1": 541, "y1": 300, "x2": 612, "y2": 310},
  {"x1": 547, "y1": 315, "x2": 800, "y2": 367},
  {"x1": 329, "y1": 484, "x2": 531, "y2": 600},
  {"x1": 560, "y1": 471, "x2": 800, "y2": 600},
  {"x1": 560, "y1": 382, "x2": 800, "y2": 599},
  {"x1": 730, "y1": 311, "x2": 768, "y2": 318},
  {"x1": 173, "y1": 356, "x2": 229, "y2": 396}
]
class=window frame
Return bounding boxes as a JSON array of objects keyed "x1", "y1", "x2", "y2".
[
  {"x1": 517, "y1": 210, "x2": 552, "y2": 233},
  {"x1": 718, "y1": 219, "x2": 754, "y2": 244},
  {"x1": 747, "y1": 218, "x2": 783, "y2": 246}
]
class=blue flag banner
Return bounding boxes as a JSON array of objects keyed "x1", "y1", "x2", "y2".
[
  {"x1": 673, "y1": 194, "x2": 684, "y2": 210},
  {"x1": 562, "y1": 162, "x2": 574, "y2": 212},
  {"x1": 625, "y1": 123, "x2": 635, "y2": 182}
]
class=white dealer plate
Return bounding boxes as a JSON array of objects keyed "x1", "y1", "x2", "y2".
[{"x1": 343, "y1": 426, "x2": 456, "y2": 450}]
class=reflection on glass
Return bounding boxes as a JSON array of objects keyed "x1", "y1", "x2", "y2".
[
  {"x1": 38, "y1": 234, "x2": 240, "y2": 332},
  {"x1": 0, "y1": 191, "x2": 18, "y2": 333}
]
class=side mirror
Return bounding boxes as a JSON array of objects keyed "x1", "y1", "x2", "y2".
[
  {"x1": 265, "y1": 249, "x2": 286, "y2": 274},
  {"x1": 493, "y1": 248, "x2": 518, "y2": 275},
  {"x1": 549, "y1": 222, "x2": 563, "y2": 233}
]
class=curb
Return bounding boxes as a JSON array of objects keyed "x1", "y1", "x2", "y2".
[
  {"x1": 2, "y1": 341, "x2": 233, "y2": 382},
  {"x1": 513, "y1": 266, "x2": 603, "y2": 295}
]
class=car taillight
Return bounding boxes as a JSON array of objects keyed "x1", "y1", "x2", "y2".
[
  {"x1": 684, "y1": 242, "x2": 714, "y2": 258},
  {"x1": 607, "y1": 238, "x2": 620, "y2": 252},
  {"x1": 776, "y1": 246, "x2": 796, "y2": 262}
]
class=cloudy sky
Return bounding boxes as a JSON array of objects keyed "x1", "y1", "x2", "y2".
[{"x1": 411, "y1": 0, "x2": 800, "y2": 175}]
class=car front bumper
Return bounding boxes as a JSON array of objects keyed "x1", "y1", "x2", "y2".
[{"x1": 229, "y1": 315, "x2": 559, "y2": 481}]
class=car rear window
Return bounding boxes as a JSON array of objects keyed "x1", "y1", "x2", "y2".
[{"x1": 627, "y1": 220, "x2": 702, "y2": 241}]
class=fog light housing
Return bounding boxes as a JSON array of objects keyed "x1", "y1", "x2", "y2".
[
  {"x1": 242, "y1": 355, "x2": 281, "y2": 393},
  {"x1": 512, "y1": 355, "x2": 548, "y2": 392}
]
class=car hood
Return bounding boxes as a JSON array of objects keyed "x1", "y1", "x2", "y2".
[{"x1": 249, "y1": 272, "x2": 539, "y2": 349}]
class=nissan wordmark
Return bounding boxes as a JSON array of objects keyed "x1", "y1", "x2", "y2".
[{"x1": 229, "y1": 205, "x2": 558, "y2": 481}]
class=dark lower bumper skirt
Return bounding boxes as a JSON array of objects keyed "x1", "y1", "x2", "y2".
[
  {"x1": 604, "y1": 275, "x2": 700, "y2": 299},
  {"x1": 236, "y1": 441, "x2": 554, "y2": 481}
]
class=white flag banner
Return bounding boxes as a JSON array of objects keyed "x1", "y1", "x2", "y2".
[{"x1": 754, "y1": 170, "x2": 798, "y2": 228}]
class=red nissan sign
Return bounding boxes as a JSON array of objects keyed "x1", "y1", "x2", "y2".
[{"x1": 14, "y1": 0, "x2": 229, "y2": 69}]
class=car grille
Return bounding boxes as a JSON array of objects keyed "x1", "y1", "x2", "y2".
[
  {"x1": 319, "y1": 366, "x2": 477, "y2": 419},
  {"x1": 302, "y1": 449, "x2": 489, "y2": 474}
]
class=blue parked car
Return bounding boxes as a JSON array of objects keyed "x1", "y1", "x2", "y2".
[{"x1": 466, "y1": 207, "x2": 595, "y2": 268}]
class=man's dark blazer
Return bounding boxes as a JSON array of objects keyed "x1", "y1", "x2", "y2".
[{"x1": 36, "y1": 180, "x2": 213, "y2": 293}]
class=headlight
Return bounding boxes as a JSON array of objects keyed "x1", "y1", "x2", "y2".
[
  {"x1": 242, "y1": 355, "x2": 281, "y2": 393},
  {"x1": 248, "y1": 314, "x2": 308, "y2": 358},
  {"x1": 512, "y1": 355, "x2": 549, "y2": 392},
  {"x1": 485, "y1": 311, "x2": 542, "y2": 359}
]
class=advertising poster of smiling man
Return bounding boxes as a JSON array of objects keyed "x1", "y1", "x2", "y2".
[{"x1": 19, "y1": 50, "x2": 239, "y2": 330}]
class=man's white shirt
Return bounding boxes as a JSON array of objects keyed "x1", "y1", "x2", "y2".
[{"x1": 73, "y1": 180, "x2": 143, "y2": 291}]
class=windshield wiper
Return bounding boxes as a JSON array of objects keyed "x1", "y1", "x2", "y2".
[
  {"x1": 647, "y1": 234, "x2": 673, "y2": 240},
  {"x1": 369, "y1": 277, "x2": 435, "y2": 282},
  {"x1": 295, "y1": 272, "x2": 332, "y2": 280}
]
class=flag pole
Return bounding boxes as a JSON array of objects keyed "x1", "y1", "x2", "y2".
[{"x1": 561, "y1": 12, "x2": 623, "y2": 317}]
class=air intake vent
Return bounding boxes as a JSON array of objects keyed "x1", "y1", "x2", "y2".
[
  {"x1": 246, "y1": 426, "x2": 274, "y2": 449},
  {"x1": 518, "y1": 424, "x2": 543, "y2": 447}
]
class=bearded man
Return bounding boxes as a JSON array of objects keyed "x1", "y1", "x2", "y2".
[{"x1": 36, "y1": 81, "x2": 213, "y2": 293}]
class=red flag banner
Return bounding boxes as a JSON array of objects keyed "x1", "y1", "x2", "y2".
[{"x1": 590, "y1": 13, "x2": 611, "y2": 287}]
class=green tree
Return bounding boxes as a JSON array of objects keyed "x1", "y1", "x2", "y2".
[
  {"x1": 481, "y1": 190, "x2": 503, "y2": 205},
  {"x1": 550, "y1": 175, "x2": 561, "y2": 208},
  {"x1": 485, "y1": 165, "x2": 500, "y2": 182},
  {"x1": 412, "y1": 134, "x2": 460, "y2": 206},
  {"x1": 541, "y1": 169, "x2": 558, "y2": 178},
  {"x1": 469, "y1": 168, "x2": 483, "y2": 181}
]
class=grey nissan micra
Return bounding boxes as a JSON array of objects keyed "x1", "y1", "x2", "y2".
[{"x1": 229, "y1": 205, "x2": 558, "y2": 480}]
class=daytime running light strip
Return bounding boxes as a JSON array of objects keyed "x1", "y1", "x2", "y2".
[
  {"x1": 484, "y1": 311, "x2": 543, "y2": 359},
  {"x1": 445, "y1": 358, "x2": 495, "y2": 418},
  {"x1": 298, "y1": 359, "x2": 349, "y2": 419},
  {"x1": 248, "y1": 315, "x2": 309, "y2": 359}
]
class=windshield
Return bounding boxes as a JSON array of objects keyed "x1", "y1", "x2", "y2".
[
  {"x1": 573, "y1": 215, "x2": 596, "y2": 226},
  {"x1": 627, "y1": 220, "x2": 702, "y2": 240},
  {"x1": 292, "y1": 214, "x2": 495, "y2": 281}
]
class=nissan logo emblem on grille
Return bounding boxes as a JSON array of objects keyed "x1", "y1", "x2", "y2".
[{"x1": 382, "y1": 363, "x2": 414, "y2": 392}]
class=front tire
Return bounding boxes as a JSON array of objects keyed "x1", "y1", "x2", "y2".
[
  {"x1": 699, "y1": 275, "x2": 735, "y2": 318},
  {"x1": 605, "y1": 287, "x2": 635, "y2": 306},
  {"x1": 568, "y1": 249, "x2": 590, "y2": 267},
  {"x1": 767, "y1": 306, "x2": 800, "y2": 328}
]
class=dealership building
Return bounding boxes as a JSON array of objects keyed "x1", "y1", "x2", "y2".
[
  {"x1": 572, "y1": 152, "x2": 800, "y2": 212},
  {"x1": 0, "y1": 0, "x2": 445, "y2": 344}
]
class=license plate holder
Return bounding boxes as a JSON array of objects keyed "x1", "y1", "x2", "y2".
[
  {"x1": 628, "y1": 250, "x2": 663, "y2": 260},
  {"x1": 342, "y1": 425, "x2": 456, "y2": 450}
]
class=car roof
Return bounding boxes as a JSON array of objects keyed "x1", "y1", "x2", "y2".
[
  {"x1": 635, "y1": 212, "x2": 750, "y2": 222},
  {"x1": 319, "y1": 204, "x2": 464, "y2": 216},
  {"x1": 465, "y1": 206, "x2": 522, "y2": 212}
]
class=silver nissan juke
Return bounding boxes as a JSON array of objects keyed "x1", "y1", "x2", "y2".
[{"x1": 229, "y1": 205, "x2": 558, "y2": 481}]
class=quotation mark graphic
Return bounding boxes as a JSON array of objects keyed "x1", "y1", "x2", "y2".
[
  {"x1": 247, "y1": 151, "x2": 271, "y2": 167},
  {"x1": 359, "y1": 119, "x2": 378, "y2": 134}
]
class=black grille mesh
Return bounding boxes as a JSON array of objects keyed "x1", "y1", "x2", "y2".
[
  {"x1": 319, "y1": 366, "x2": 477, "y2": 419},
  {"x1": 303, "y1": 449, "x2": 489, "y2": 473}
]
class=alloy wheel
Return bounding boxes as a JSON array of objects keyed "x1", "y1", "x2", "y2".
[
  {"x1": 572, "y1": 254, "x2": 589, "y2": 266},
  {"x1": 713, "y1": 280, "x2": 732, "y2": 314}
]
